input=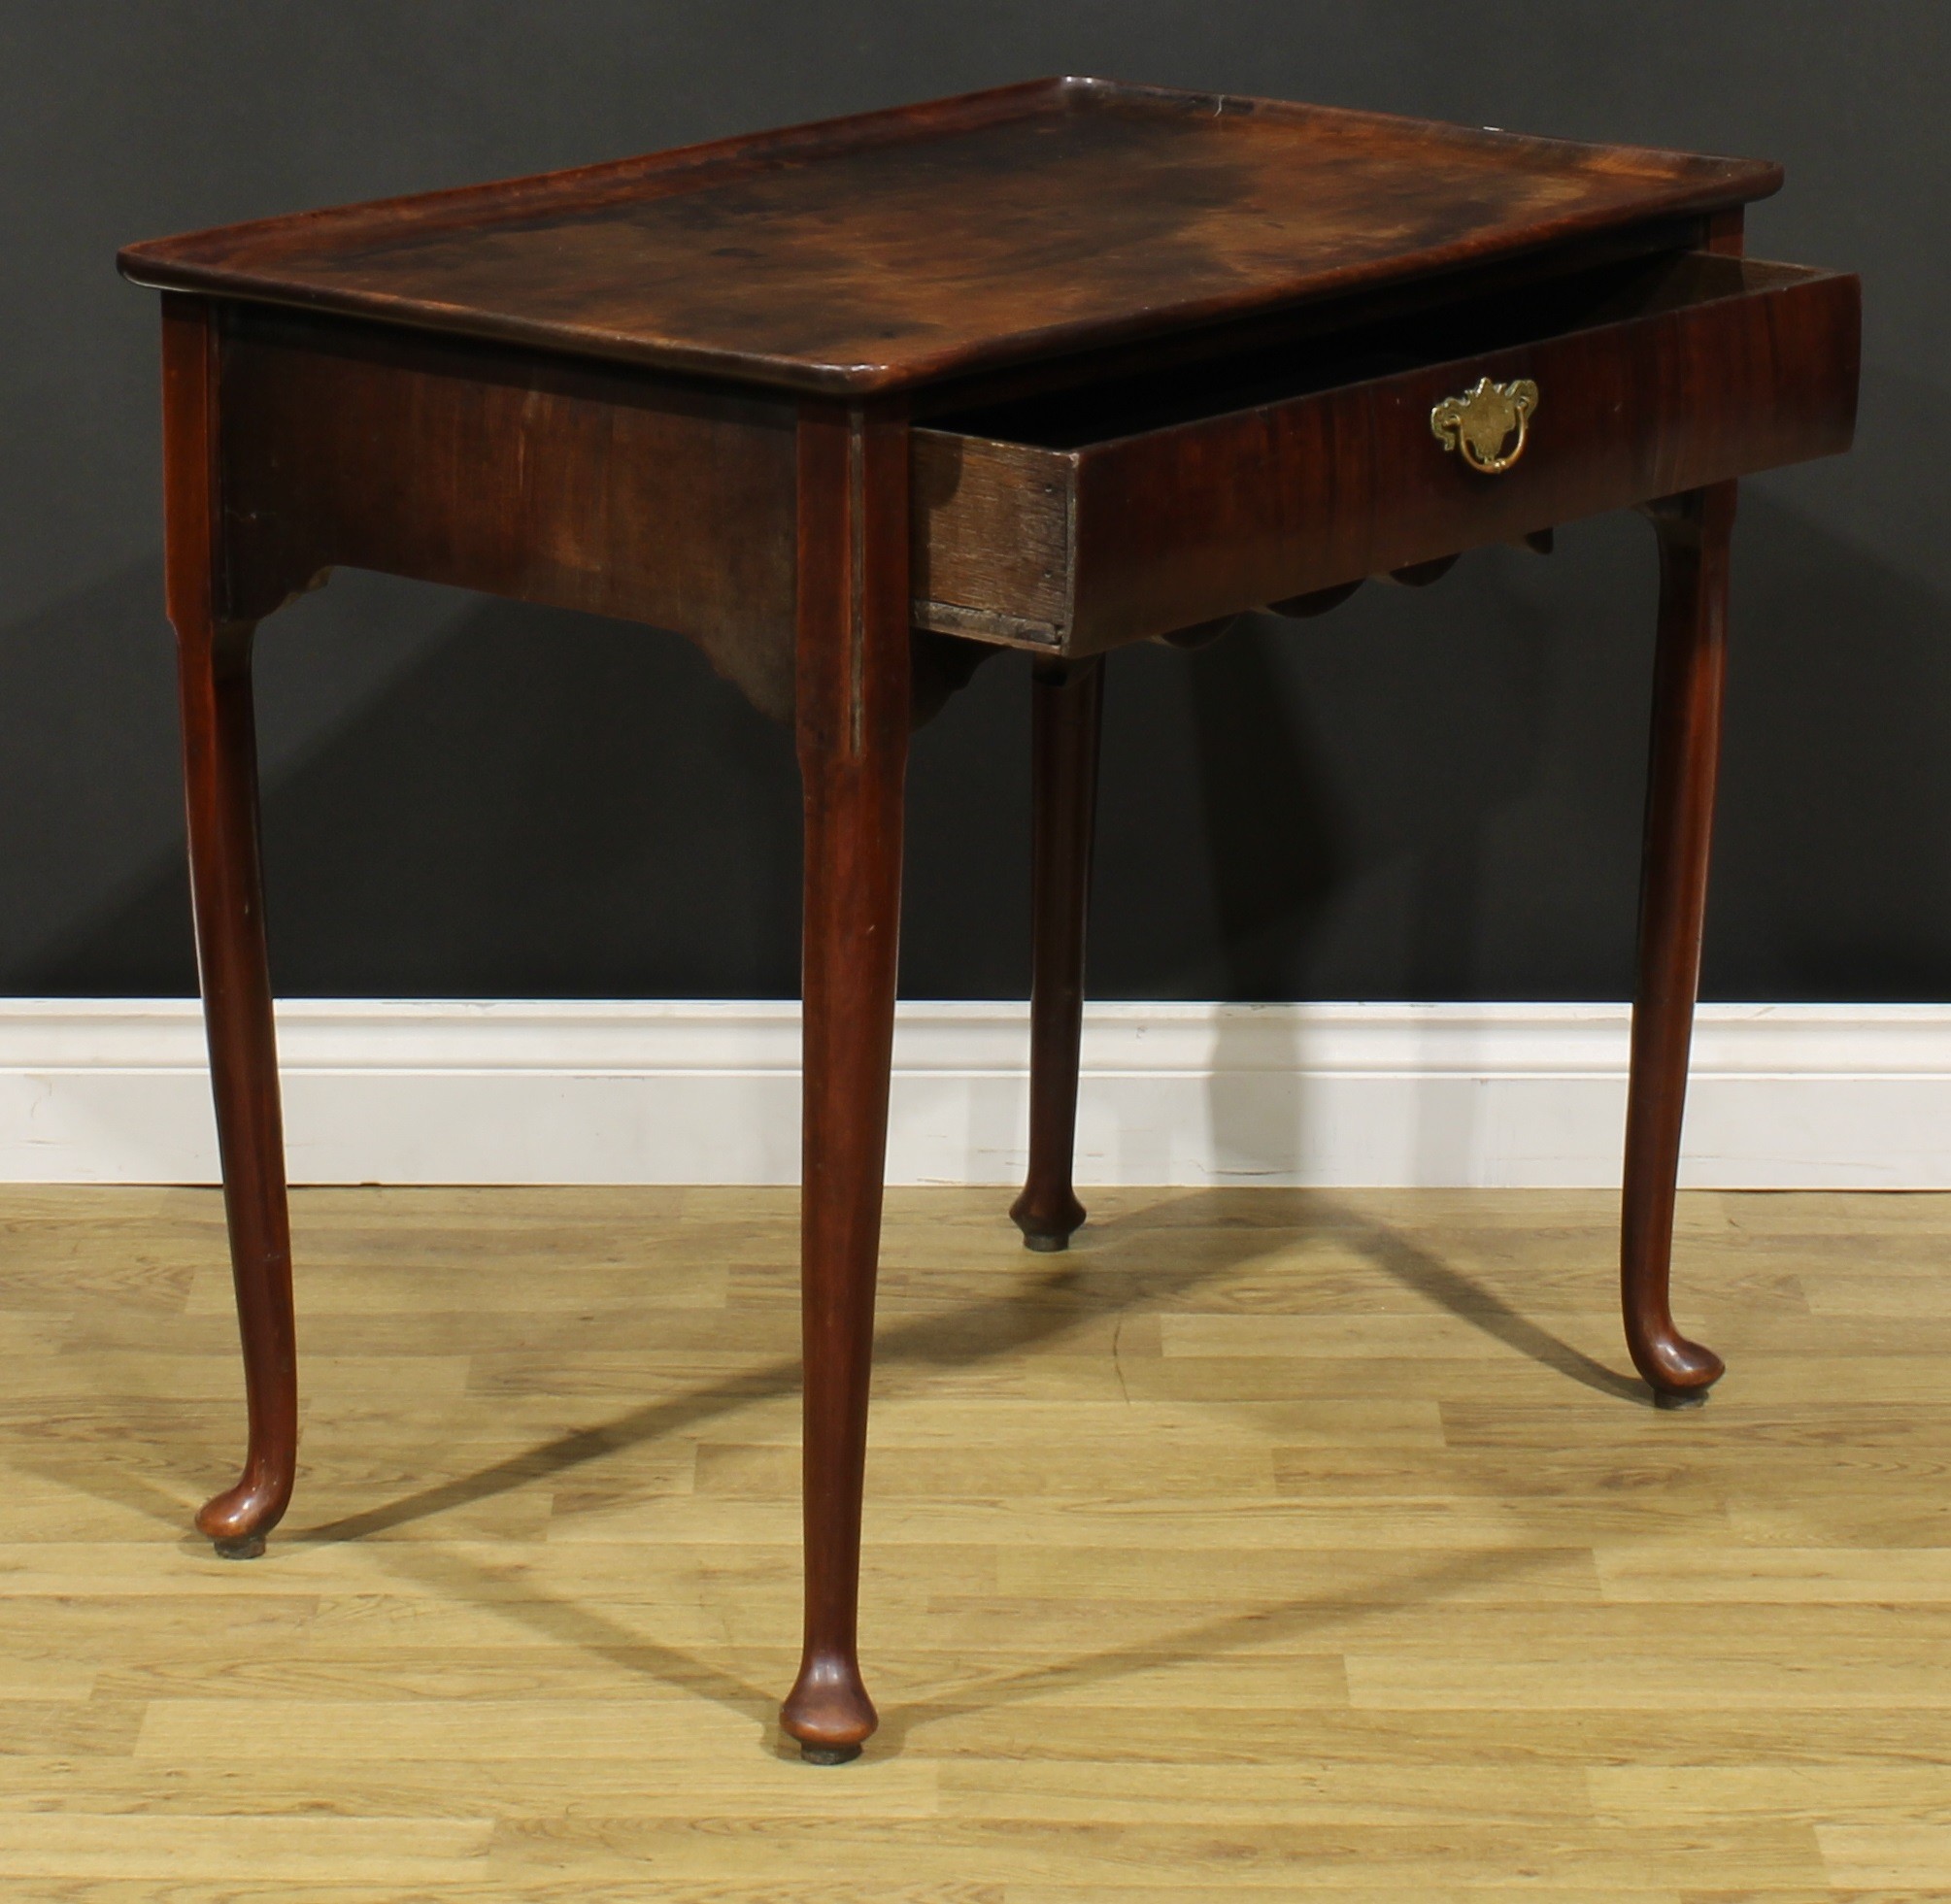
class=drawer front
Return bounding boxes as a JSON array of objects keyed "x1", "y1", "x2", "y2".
[{"x1": 914, "y1": 255, "x2": 1860, "y2": 654}]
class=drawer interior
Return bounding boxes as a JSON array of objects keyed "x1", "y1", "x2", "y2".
[{"x1": 926, "y1": 251, "x2": 1801, "y2": 451}]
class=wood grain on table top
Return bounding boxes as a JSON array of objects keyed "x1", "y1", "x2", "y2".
[{"x1": 118, "y1": 78, "x2": 1782, "y2": 394}]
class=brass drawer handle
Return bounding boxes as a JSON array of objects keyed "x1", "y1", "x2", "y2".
[{"x1": 1430, "y1": 376, "x2": 1540, "y2": 474}]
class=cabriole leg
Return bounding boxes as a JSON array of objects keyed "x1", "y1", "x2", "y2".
[
  {"x1": 1622, "y1": 484, "x2": 1735, "y2": 1407},
  {"x1": 163, "y1": 294, "x2": 297, "y2": 1551},
  {"x1": 1011, "y1": 655, "x2": 1105, "y2": 1252},
  {"x1": 781, "y1": 403, "x2": 911, "y2": 1762}
]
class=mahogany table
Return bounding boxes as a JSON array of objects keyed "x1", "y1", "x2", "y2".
[{"x1": 119, "y1": 79, "x2": 1860, "y2": 1760}]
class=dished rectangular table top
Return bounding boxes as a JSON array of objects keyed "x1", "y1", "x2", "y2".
[{"x1": 118, "y1": 78, "x2": 1781, "y2": 397}]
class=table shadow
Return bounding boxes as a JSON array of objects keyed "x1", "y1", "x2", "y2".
[{"x1": 238, "y1": 1186, "x2": 1631, "y2": 1730}]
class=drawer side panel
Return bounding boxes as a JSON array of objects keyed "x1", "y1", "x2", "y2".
[{"x1": 912, "y1": 432, "x2": 1073, "y2": 648}]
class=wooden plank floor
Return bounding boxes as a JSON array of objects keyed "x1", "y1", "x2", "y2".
[{"x1": 0, "y1": 1185, "x2": 1947, "y2": 1901}]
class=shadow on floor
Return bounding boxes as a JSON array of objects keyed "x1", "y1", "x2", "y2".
[
  {"x1": 292, "y1": 1189, "x2": 1641, "y2": 1553},
  {"x1": 18, "y1": 1181, "x2": 1657, "y2": 1745},
  {"x1": 195, "y1": 1187, "x2": 1641, "y2": 1743}
]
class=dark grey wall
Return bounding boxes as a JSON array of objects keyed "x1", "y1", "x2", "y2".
[{"x1": 4, "y1": 2, "x2": 1946, "y2": 1002}]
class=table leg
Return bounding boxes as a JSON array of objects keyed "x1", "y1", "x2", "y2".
[
  {"x1": 1011, "y1": 655, "x2": 1105, "y2": 1252},
  {"x1": 781, "y1": 404, "x2": 911, "y2": 1762},
  {"x1": 162, "y1": 295, "x2": 297, "y2": 1552},
  {"x1": 1622, "y1": 483, "x2": 1734, "y2": 1407}
]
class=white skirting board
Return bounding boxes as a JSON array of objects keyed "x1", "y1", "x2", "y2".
[{"x1": 0, "y1": 998, "x2": 1944, "y2": 1189}]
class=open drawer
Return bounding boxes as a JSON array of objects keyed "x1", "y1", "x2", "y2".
[{"x1": 910, "y1": 251, "x2": 1860, "y2": 655}]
